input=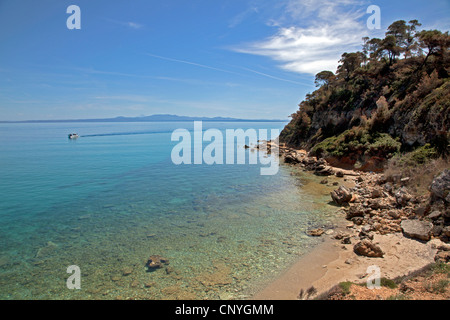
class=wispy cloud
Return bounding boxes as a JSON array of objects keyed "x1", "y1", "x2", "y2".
[
  {"x1": 145, "y1": 53, "x2": 244, "y2": 76},
  {"x1": 103, "y1": 18, "x2": 144, "y2": 29},
  {"x1": 232, "y1": 0, "x2": 369, "y2": 75},
  {"x1": 126, "y1": 22, "x2": 143, "y2": 29},
  {"x1": 228, "y1": 6, "x2": 259, "y2": 28},
  {"x1": 145, "y1": 52, "x2": 309, "y2": 85}
]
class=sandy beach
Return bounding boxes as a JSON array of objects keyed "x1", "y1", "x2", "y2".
[
  {"x1": 253, "y1": 229, "x2": 438, "y2": 300},
  {"x1": 252, "y1": 165, "x2": 441, "y2": 300}
]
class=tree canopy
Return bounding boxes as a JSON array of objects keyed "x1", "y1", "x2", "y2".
[{"x1": 280, "y1": 19, "x2": 449, "y2": 165}]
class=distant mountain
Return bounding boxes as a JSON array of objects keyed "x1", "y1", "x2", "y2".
[{"x1": 0, "y1": 114, "x2": 286, "y2": 123}]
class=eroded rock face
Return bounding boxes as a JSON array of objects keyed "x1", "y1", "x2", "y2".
[
  {"x1": 146, "y1": 255, "x2": 169, "y2": 270},
  {"x1": 331, "y1": 186, "x2": 352, "y2": 205},
  {"x1": 353, "y1": 239, "x2": 384, "y2": 258},
  {"x1": 430, "y1": 169, "x2": 450, "y2": 202},
  {"x1": 401, "y1": 220, "x2": 433, "y2": 242}
]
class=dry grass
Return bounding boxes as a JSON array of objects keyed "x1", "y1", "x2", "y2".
[
  {"x1": 384, "y1": 157, "x2": 449, "y2": 196},
  {"x1": 322, "y1": 263, "x2": 450, "y2": 300}
]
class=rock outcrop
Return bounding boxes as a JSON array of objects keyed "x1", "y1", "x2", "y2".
[
  {"x1": 331, "y1": 186, "x2": 353, "y2": 206},
  {"x1": 401, "y1": 220, "x2": 433, "y2": 241},
  {"x1": 430, "y1": 169, "x2": 450, "y2": 202},
  {"x1": 353, "y1": 240, "x2": 384, "y2": 258}
]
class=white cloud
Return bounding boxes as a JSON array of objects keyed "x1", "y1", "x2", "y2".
[
  {"x1": 233, "y1": 0, "x2": 369, "y2": 75},
  {"x1": 103, "y1": 18, "x2": 144, "y2": 30},
  {"x1": 126, "y1": 22, "x2": 143, "y2": 29}
]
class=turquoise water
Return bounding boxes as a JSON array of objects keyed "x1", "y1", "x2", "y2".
[{"x1": 0, "y1": 122, "x2": 339, "y2": 300}]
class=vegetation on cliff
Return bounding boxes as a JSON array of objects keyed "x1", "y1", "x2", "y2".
[{"x1": 280, "y1": 20, "x2": 449, "y2": 171}]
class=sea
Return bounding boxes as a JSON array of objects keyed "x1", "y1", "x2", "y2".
[{"x1": 0, "y1": 121, "x2": 340, "y2": 300}]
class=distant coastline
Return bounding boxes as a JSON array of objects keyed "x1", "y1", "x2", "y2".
[{"x1": 0, "y1": 114, "x2": 287, "y2": 124}]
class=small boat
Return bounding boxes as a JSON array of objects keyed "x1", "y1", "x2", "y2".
[{"x1": 68, "y1": 133, "x2": 79, "y2": 139}]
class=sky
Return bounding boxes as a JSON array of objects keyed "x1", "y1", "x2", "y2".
[{"x1": 0, "y1": 0, "x2": 449, "y2": 121}]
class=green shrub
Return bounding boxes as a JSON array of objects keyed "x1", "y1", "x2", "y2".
[
  {"x1": 338, "y1": 281, "x2": 353, "y2": 295},
  {"x1": 380, "y1": 277, "x2": 398, "y2": 289}
]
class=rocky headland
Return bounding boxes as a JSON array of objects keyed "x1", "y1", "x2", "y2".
[
  {"x1": 253, "y1": 142, "x2": 449, "y2": 300},
  {"x1": 254, "y1": 19, "x2": 449, "y2": 300}
]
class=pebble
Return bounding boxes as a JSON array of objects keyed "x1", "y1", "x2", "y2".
[
  {"x1": 144, "y1": 282, "x2": 156, "y2": 288},
  {"x1": 122, "y1": 268, "x2": 133, "y2": 276}
]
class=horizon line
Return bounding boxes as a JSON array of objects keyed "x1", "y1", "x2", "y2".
[{"x1": 0, "y1": 114, "x2": 288, "y2": 123}]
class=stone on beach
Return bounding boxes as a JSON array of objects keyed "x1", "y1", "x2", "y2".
[
  {"x1": 353, "y1": 239, "x2": 384, "y2": 258},
  {"x1": 395, "y1": 187, "x2": 412, "y2": 207},
  {"x1": 401, "y1": 220, "x2": 433, "y2": 242},
  {"x1": 307, "y1": 228, "x2": 325, "y2": 237},
  {"x1": 331, "y1": 186, "x2": 353, "y2": 205},
  {"x1": 429, "y1": 169, "x2": 450, "y2": 202}
]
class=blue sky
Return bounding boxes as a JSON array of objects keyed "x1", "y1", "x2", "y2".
[{"x1": 0, "y1": 0, "x2": 449, "y2": 121}]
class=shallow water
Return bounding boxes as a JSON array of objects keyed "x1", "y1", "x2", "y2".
[{"x1": 0, "y1": 122, "x2": 339, "y2": 300}]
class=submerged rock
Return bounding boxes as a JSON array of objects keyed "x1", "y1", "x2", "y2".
[
  {"x1": 146, "y1": 255, "x2": 170, "y2": 270},
  {"x1": 122, "y1": 267, "x2": 133, "y2": 276},
  {"x1": 307, "y1": 228, "x2": 325, "y2": 237}
]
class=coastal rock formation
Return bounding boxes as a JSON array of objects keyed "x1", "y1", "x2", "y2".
[
  {"x1": 146, "y1": 255, "x2": 169, "y2": 270},
  {"x1": 331, "y1": 186, "x2": 352, "y2": 205},
  {"x1": 395, "y1": 187, "x2": 413, "y2": 207},
  {"x1": 307, "y1": 228, "x2": 325, "y2": 237},
  {"x1": 401, "y1": 220, "x2": 433, "y2": 241},
  {"x1": 353, "y1": 240, "x2": 384, "y2": 258},
  {"x1": 430, "y1": 169, "x2": 450, "y2": 202}
]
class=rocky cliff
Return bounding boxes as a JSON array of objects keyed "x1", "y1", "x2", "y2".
[{"x1": 280, "y1": 20, "x2": 449, "y2": 171}]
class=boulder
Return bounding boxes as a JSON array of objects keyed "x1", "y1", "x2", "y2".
[
  {"x1": 383, "y1": 183, "x2": 393, "y2": 194},
  {"x1": 335, "y1": 170, "x2": 344, "y2": 178},
  {"x1": 371, "y1": 188, "x2": 383, "y2": 199},
  {"x1": 346, "y1": 204, "x2": 367, "y2": 219},
  {"x1": 331, "y1": 186, "x2": 352, "y2": 205},
  {"x1": 443, "y1": 226, "x2": 450, "y2": 238},
  {"x1": 284, "y1": 154, "x2": 299, "y2": 164},
  {"x1": 333, "y1": 231, "x2": 350, "y2": 240},
  {"x1": 395, "y1": 187, "x2": 412, "y2": 207},
  {"x1": 427, "y1": 211, "x2": 442, "y2": 220},
  {"x1": 341, "y1": 236, "x2": 352, "y2": 244},
  {"x1": 315, "y1": 165, "x2": 334, "y2": 176},
  {"x1": 353, "y1": 240, "x2": 384, "y2": 258},
  {"x1": 430, "y1": 169, "x2": 450, "y2": 202},
  {"x1": 352, "y1": 217, "x2": 364, "y2": 226},
  {"x1": 307, "y1": 228, "x2": 325, "y2": 237},
  {"x1": 146, "y1": 255, "x2": 170, "y2": 270},
  {"x1": 435, "y1": 251, "x2": 450, "y2": 263},
  {"x1": 400, "y1": 220, "x2": 433, "y2": 241}
]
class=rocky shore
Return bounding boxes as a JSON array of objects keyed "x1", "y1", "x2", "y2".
[{"x1": 254, "y1": 141, "x2": 449, "y2": 300}]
